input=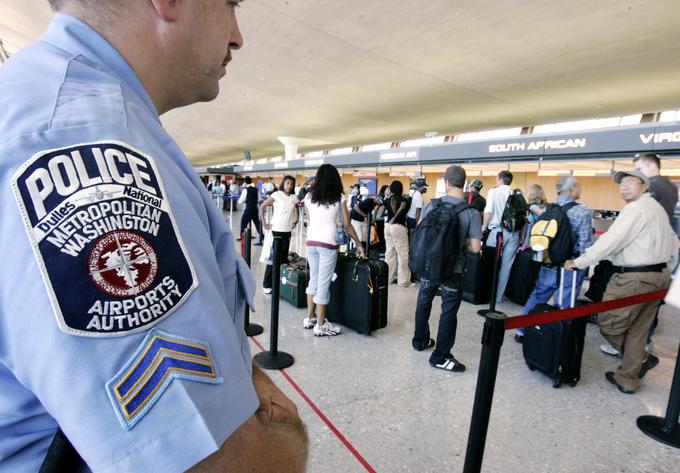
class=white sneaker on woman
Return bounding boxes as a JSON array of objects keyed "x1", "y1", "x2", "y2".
[
  {"x1": 302, "y1": 316, "x2": 317, "y2": 329},
  {"x1": 313, "y1": 321, "x2": 341, "y2": 336}
]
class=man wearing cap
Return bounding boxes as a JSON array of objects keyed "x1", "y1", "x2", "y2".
[
  {"x1": 412, "y1": 166, "x2": 482, "y2": 372},
  {"x1": 464, "y1": 180, "x2": 486, "y2": 214},
  {"x1": 602, "y1": 153, "x2": 680, "y2": 358},
  {"x1": 565, "y1": 170, "x2": 678, "y2": 394}
]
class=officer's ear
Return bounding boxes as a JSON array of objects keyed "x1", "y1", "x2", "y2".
[{"x1": 149, "y1": 0, "x2": 181, "y2": 22}]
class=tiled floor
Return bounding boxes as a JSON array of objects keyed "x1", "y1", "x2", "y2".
[{"x1": 228, "y1": 212, "x2": 680, "y2": 473}]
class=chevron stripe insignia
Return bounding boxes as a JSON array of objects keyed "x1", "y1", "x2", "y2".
[{"x1": 106, "y1": 329, "x2": 222, "y2": 430}]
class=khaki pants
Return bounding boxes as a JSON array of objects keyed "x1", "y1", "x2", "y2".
[
  {"x1": 384, "y1": 223, "x2": 410, "y2": 286},
  {"x1": 598, "y1": 270, "x2": 669, "y2": 391}
]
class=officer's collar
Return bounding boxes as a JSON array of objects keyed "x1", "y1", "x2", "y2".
[{"x1": 41, "y1": 13, "x2": 159, "y2": 122}]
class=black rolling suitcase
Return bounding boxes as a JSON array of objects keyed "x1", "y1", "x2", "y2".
[
  {"x1": 462, "y1": 246, "x2": 496, "y2": 305},
  {"x1": 505, "y1": 248, "x2": 541, "y2": 305},
  {"x1": 327, "y1": 253, "x2": 388, "y2": 334},
  {"x1": 523, "y1": 268, "x2": 587, "y2": 388}
]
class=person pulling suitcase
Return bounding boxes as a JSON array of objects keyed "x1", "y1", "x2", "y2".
[
  {"x1": 410, "y1": 166, "x2": 482, "y2": 372},
  {"x1": 523, "y1": 268, "x2": 587, "y2": 388}
]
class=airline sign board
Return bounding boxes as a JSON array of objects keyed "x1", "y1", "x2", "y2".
[{"x1": 233, "y1": 124, "x2": 680, "y2": 173}]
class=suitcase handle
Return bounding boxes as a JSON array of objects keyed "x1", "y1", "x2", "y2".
[{"x1": 558, "y1": 267, "x2": 578, "y2": 309}]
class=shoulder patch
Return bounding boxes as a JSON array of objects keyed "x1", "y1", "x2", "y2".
[
  {"x1": 106, "y1": 329, "x2": 222, "y2": 430},
  {"x1": 11, "y1": 141, "x2": 198, "y2": 337}
]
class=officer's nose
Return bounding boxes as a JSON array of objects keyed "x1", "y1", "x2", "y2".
[{"x1": 229, "y1": 14, "x2": 243, "y2": 51}]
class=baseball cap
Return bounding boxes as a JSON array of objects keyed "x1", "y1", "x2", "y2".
[
  {"x1": 443, "y1": 165, "x2": 466, "y2": 188},
  {"x1": 414, "y1": 178, "x2": 429, "y2": 189},
  {"x1": 613, "y1": 169, "x2": 650, "y2": 186},
  {"x1": 470, "y1": 179, "x2": 483, "y2": 190}
]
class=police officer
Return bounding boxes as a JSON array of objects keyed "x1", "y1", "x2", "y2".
[{"x1": 0, "y1": 1, "x2": 307, "y2": 471}]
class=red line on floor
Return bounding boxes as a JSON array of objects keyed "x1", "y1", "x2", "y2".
[{"x1": 250, "y1": 336, "x2": 377, "y2": 473}]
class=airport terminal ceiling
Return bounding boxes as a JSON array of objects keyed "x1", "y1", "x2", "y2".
[{"x1": 2, "y1": 0, "x2": 680, "y2": 165}]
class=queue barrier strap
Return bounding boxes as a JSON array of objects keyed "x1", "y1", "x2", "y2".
[{"x1": 503, "y1": 289, "x2": 668, "y2": 331}]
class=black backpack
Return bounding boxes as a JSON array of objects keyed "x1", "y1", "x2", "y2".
[
  {"x1": 408, "y1": 199, "x2": 469, "y2": 283},
  {"x1": 529, "y1": 202, "x2": 578, "y2": 265},
  {"x1": 501, "y1": 190, "x2": 528, "y2": 232}
]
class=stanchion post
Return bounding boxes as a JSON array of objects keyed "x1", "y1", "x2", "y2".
[
  {"x1": 637, "y1": 334, "x2": 680, "y2": 448},
  {"x1": 463, "y1": 312, "x2": 507, "y2": 473},
  {"x1": 479, "y1": 230, "x2": 503, "y2": 317},
  {"x1": 254, "y1": 235, "x2": 294, "y2": 370},
  {"x1": 242, "y1": 227, "x2": 264, "y2": 337},
  {"x1": 229, "y1": 195, "x2": 234, "y2": 232}
]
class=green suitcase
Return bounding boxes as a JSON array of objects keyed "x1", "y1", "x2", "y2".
[{"x1": 279, "y1": 262, "x2": 308, "y2": 308}]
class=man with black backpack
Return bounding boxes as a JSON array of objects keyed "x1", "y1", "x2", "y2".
[
  {"x1": 515, "y1": 177, "x2": 594, "y2": 341},
  {"x1": 410, "y1": 166, "x2": 482, "y2": 372},
  {"x1": 481, "y1": 171, "x2": 525, "y2": 304}
]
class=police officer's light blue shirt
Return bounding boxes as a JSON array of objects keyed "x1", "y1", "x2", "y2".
[{"x1": 0, "y1": 13, "x2": 258, "y2": 472}]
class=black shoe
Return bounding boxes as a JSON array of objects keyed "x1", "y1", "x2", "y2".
[
  {"x1": 514, "y1": 334, "x2": 524, "y2": 344},
  {"x1": 638, "y1": 354, "x2": 659, "y2": 379},
  {"x1": 413, "y1": 338, "x2": 435, "y2": 352},
  {"x1": 605, "y1": 371, "x2": 635, "y2": 394},
  {"x1": 431, "y1": 355, "x2": 465, "y2": 372}
]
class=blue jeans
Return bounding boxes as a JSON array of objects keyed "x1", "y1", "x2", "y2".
[
  {"x1": 305, "y1": 245, "x2": 338, "y2": 305},
  {"x1": 517, "y1": 266, "x2": 587, "y2": 335},
  {"x1": 412, "y1": 277, "x2": 464, "y2": 365},
  {"x1": 486, "y1": 228, "x2": 520, "y2": 303}
]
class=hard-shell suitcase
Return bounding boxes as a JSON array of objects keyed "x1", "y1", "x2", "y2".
[
  {"x1": 462, "y1": 246, "x2": 496, "y2": 305},
  {"x1": 327, "y1": 253, "x2": 388, "y2": 334},
  {"x1": 523, "y1": 268, "x2": 586, "y2": 388},
  {"x1": 505, "y1": 248, "x2": 541, "y2": 305},
  {"x1": 279, "y1": 259, "x2": 308, "y2": 308}
]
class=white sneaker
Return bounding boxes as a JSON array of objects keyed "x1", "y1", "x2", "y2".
[
  {"x1": 263, "y1": 287, "x2": 272, "y2": 295},
  {"x1": 600, "y1": 343, "x2": 621, "y2": 357},
  {"x1": 313, "y1": 321, "x2": 341, "y2": 336},
  {"x1": 302, "y1": 316, "x2": 317, "y2": 329}
]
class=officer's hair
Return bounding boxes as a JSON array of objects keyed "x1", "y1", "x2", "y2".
[
  {"x1": 633, "y1": 153, "x2": 661, "y2": 169},
  {"x1": 48, "y1": 0, "x2": 119, "y2": 13}
]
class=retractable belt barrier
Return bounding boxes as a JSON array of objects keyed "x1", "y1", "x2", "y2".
[
  {"x1": 464, "y1": 287, "x2": 674, "y2": 473},
  {"x1": 505, "y1": 289, "x2": 668, "y2": 330}
]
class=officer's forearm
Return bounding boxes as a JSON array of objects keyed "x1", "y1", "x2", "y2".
[
  {"x1": 188, "y1": 412, "x2": 308, "y2": 473},
  {"x1": 189, "y1": 365, "x2": 308, "y2": 472}
]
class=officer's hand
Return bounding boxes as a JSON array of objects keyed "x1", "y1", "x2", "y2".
[{"x1": 564, "y1": 260, "x2": 576, "y2": 271}]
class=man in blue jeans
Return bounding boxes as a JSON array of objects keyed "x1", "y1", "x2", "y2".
[
  {"x1": 411, "y1": 166, "x2": 482, "y2": 372},
  {"x1": 481, "y1": 171, "x2": 520, "y2": 304},
  {"x1": 515, "y1": 176, "x2": 594, "y2": 342}
]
